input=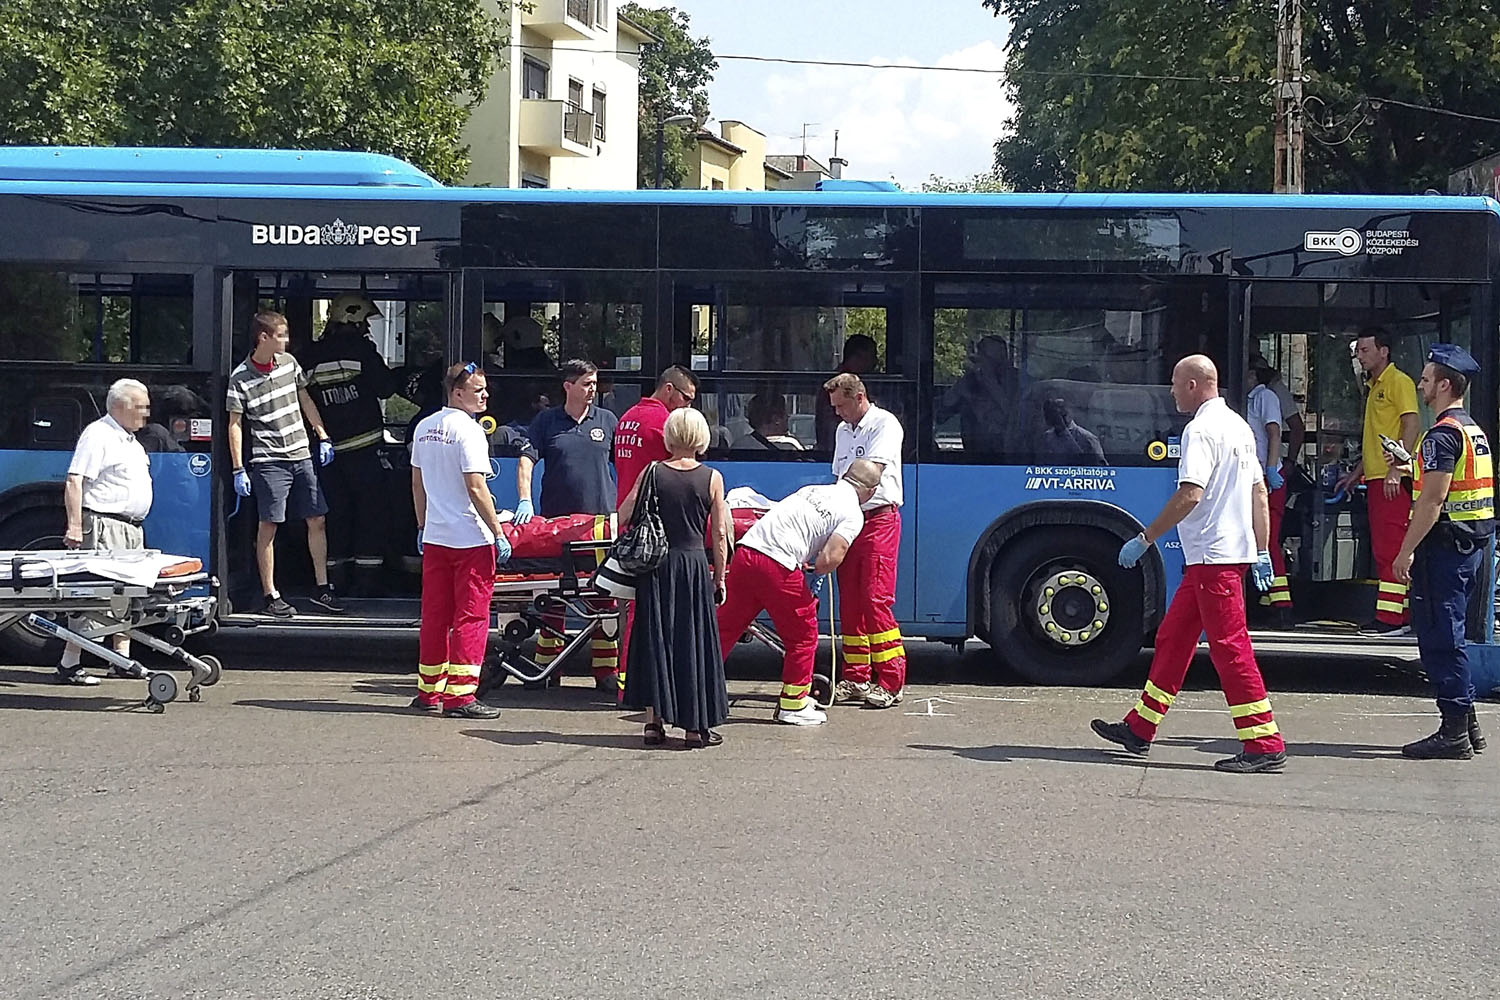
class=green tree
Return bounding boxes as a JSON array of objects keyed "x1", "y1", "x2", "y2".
[
  {"x1": 922, "y1": 171, "x2": 1009, "y2": 193},
  {"x1": 0, "y1": 0, "x2": 506, "y2": 184},
  {"x1": 983, "y1": 0, "x2": 1500, "y2": 194},
  {"x1": 621, "y1": 3, "x2": 717, "y2": 188}
]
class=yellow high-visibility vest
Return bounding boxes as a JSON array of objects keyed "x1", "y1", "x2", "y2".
[{"x1": 1412, "y1": 412, "x2": 1495, "y2": 523}]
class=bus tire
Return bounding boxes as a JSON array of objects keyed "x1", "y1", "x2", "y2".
[
  {"x1": 988, "y1": 527, "x2": 1144, "y2": 686},
  {"x1": 0, "y1": 505, "x2": 69, "y2": 664}
]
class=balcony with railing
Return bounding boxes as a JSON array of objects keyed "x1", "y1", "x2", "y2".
[
  {"x1": 522, "y1": 0, "x2": 598, "y2": 41},
  {"x1": 519, "y1": 100, "x2": 596, "y2": 157}
]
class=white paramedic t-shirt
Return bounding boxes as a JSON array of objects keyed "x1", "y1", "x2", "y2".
[
  {"x1": 1246, "y1": 383, "x2": 1283, "y2": 467},
  {"x1": 411, "y1": 407, "x2": 495, "y2": 550},
  {"x1": 742, "y1": 481, "x2": 866, "y2": 571},
  {"x1": 831, "y1": 404, "x2": 904, "y2": 509},
  {"x1": 1175, "y1": 396, "x2": 1263, "y2": 566}
]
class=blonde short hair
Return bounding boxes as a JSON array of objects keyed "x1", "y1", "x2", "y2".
[
  {"x1": 663, "y1": 407, "x2": 710, "y2": 456},
  {"x1": 823, "y1": 372, "x2": 866, "y2": 399}
]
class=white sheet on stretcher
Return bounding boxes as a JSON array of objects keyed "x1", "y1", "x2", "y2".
[
  {"x1": 0, "y1": 549, "x2": 198, "y2": 588},
  {"x1": 726, "y1": 486, "x2": 778, "y2": 511}
]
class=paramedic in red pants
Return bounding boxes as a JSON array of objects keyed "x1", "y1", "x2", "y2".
[
  {"x1": 410, "y1": 362, "x2": 507, "y2": 720},
  {"x1": 1091, "y1": 355, "x2": 1288, "y2": 774},
  {"x1": 824, "y1": 373, "x2": 908, "y2": 710},
  {"x1": 716, "y1": 460, "x2": 882, "y2": 726}
]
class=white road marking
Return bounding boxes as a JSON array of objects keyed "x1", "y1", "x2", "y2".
[{"x1": 905, "y1": 697, "x2": 955, "y2": 717}]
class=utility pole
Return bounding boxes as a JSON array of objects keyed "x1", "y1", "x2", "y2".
[{"x1": 1273, "y1": 0, "x2": 1305, "y2": 193}]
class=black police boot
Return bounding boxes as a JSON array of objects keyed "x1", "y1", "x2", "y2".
[
  {"x1": 1401, "y1": 712, "x2": 1474, "y2": 760},
  {"x1": 1468, "y1": 706, "x2": 1487, "y2": 754}
]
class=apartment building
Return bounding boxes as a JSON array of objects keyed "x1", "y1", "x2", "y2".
[
  {"x1": 684, "y1": 121, "x2": 794, "y2": 191},
  {"x1": 463, "y1": 0, "x2": 654, "y2": 189}
]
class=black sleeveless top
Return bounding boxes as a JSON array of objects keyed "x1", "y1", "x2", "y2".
[{"x1": 652, "y1": 463, "x2": 713, "y2": 552}]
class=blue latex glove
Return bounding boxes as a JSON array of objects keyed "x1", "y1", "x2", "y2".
[
  {"x1": 494, "y1": 530, "x2": 512, "y2": 563},
  {"x1": 804, "y1": 569, "x2": 826, "y2": 597},
  {"x1": 1266, "y1": 464, "x2": 1285, "y2": 491},
  {"x1": 1251, "y1": 550, "x2": 1274, "y2": 592},
  {"x1": 513, "y1": 498, "x2": 534, "y2": 525},
  {"x1": 318, "y1": 440, "x2": 335, "y2": 467},
  {"x1": 416, "y1": 528, "x2": 424, "y2": 555},
  {"x1": 1118, "y1": 534, "x2": 1150, "y2": 568},
  {"x1": 233, "y1": 469, "x2": 252, "y2": 497}
]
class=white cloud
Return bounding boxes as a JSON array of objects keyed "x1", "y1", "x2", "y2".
[{"x1": 734, "y1": 40, "x2": 1015, "y2": 188}]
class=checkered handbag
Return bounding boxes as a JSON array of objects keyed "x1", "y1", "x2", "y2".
[{"x1": 611, "y1": 462, "x2": 668, "y2": 574}]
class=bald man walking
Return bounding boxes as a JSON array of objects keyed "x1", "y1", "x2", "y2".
[{"x1": 1092, "y1": 355, "x2": 1287, "y2": 773}]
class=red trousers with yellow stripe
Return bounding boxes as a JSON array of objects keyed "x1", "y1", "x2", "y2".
[
  {"x1": 530, "y1": 515, "x2": 618, "y2": 685},
  {"x1": 1125, "y1": 564, "x2": 1285, "y2": 755},
  {"x1": 1265, "y1": 482, "x2": 1292, "y2": 609},
  {"x1": 836, "y1": 506, "x2": 906, "y2": 694},
  {"x1": 417, "y1": 543, "x2": 495, "y2": 709},
  {"x1": 715, "y1": 547, "x2": 820, "y2": 712},
  {"x1": 1367, "y1": 485, "x2": 1411, "y2": 625}
]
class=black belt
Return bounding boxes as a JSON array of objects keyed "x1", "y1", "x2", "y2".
[{"x1": 85, "y1": 509, "x2": 144, "y2": 528}]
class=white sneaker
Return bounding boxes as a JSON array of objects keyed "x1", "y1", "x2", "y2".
[
  {"x1": 56, "y1": 667, "x2": 100, "y2": 687},
  {"x1": 775, "y1": 703, "x2": 827, "y2": 726}
]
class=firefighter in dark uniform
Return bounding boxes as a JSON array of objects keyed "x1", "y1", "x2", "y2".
[
  {"x1": 298, "y1": 293, "x2": 406, "y2": 594},
  {"x1": 1392, "y1": 344, "x2": 1494, "y2": 759}
]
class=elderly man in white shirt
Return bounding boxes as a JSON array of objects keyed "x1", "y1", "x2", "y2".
[{"x1": 57, "y1": 378, "x2": 154, "y2": 685}]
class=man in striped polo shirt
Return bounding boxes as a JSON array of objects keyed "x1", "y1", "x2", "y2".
[{"x1": 227, "y1": 310, "x2": 343, "y2": 618}]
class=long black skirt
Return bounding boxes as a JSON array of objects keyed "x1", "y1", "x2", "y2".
[{"x1": 623, "y1": 547, "x2": 729, "y2": 732}]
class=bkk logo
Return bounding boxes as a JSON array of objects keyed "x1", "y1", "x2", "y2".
[{"x1": 251, "y1": 219, "x2": 421, "y2": 247}]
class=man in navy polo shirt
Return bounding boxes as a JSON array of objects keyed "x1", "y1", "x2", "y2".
[{"x1": 515, "y1": 359, "x2": 620, "y2": 688}]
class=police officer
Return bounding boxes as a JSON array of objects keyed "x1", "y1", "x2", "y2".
[
  {"x1": 298, "y1": 293, "x2": 406, "y2": 595},
  {"x1": 516, "y1": 359, "x2": 620, "y2": 688},
  {"x1": 1391, "y1": 344, "x2": 1493, "y2": 760}
]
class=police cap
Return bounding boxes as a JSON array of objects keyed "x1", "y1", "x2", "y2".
[{"x1": 1428, "y1": 343, "x2": 1480, "y2": 377}]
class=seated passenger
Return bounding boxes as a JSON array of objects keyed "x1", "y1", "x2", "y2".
[
  {"x1": 734, "y1": 392, "x2": 805, "y2": 451},
  {"x1": 497, "y1": 314, "x2": 555, "y2": 371},
  {"x1": 1041, "y1": 397, "x2": 1107, "y2": 463},
  {"x1": 815, "y1": 334, "x2": 879, "y2": 450},
  {"x1": 935, "y1": 336, "x2": 1021, "y2": 456}
]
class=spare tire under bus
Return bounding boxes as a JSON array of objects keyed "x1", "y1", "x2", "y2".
[{"x1": 988, "y1": 526, "x2": 1146, "y2": 686}]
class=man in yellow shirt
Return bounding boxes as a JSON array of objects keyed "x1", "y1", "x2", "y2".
[{"x1": 1336, "y1": 327, "x2": 1420, "y2": 632}]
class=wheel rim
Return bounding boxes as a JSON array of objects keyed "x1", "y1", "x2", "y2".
[
  {"x1": 1030, "y1": 567, "x2": 1111, "y2": 649},
  {"x1": 14, "y1": 533, "x2": 67, "y2": 642}
]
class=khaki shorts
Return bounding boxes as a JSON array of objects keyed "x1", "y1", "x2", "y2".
[{"x1": 83, "y1": 513, "x2": 145, "y2": 552}]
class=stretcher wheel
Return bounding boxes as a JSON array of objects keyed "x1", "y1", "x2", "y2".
[
  {"x1": 145, "y1": 699, "x2": 165, "y2": 714},
  {"x1": 200, "y1": 655, "x2": 223, "y2": 687},
  {"x1": 147, "y1": 672, "x2": 178, "y2": 706},
  {"x1": 189, "y1": 688, "x2": 202, "y2": 703},
  {"x1": 162, "y1": 624, "x2": 185, "y2": 646},
  {"x1": 502, "y1": 619, "x2": 533, "y2": 642},
  {"x1": 811, "y1": 673, "x2": 833, "y2": 707}
]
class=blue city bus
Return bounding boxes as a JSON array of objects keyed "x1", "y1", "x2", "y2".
[{"x1": 1, "y1": 147, "x2": 1497, "y2": 689}]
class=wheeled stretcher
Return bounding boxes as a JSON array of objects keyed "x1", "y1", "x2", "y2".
[
  {"x1": 481, "y1": 515, "x2": 618, "y2": 690},
  {"x1": 0, "y1": 550, "x2": 222, "y2": 712}
]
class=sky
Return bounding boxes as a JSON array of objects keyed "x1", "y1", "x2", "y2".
[{"x1": 631, "y1": 1, "x2": 1014, "y2": 189}]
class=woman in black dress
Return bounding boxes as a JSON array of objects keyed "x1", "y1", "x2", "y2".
[{"x1": 618, "y1": 407, "x2": 731, "y2": 748}]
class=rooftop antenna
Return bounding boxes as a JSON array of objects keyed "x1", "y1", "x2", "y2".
[{"x1": 800, "y1": 122, "x2": 821, "y2": 157}]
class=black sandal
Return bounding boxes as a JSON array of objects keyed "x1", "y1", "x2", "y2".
[
  {"x1": 643, "y1": 721, "x2": 666, "y2": 747},
  {"x1": 682, "y1": 729, "x2": 723, "y2": 750}
]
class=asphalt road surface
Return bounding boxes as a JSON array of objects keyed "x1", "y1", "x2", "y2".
[{"x1": 2, "y1": 633, "x2": 1496, "y2": 1000}]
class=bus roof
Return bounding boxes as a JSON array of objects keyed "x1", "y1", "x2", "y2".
[
  {"x1": 0, "y1": 147, "x2": 1497, "y2": 217},
  {"x1": 0, "y1": 147, "x2": 441, "y2": 188}
]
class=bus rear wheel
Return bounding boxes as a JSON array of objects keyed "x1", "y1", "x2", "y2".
[
  {"x1": 0, "y1": 506, "x2": 69, "y2": 664},
  {"x1": 989, "y1": 528, "x2": 1144, "y2": 686}
]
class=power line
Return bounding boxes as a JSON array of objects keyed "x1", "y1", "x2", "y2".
[
  {"x1": 513, "y1": 42, "x2": 1254, "y2": 84},
  {"x1": 1367, "y1": 96, "x2": 1500, "y2": 125}
]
